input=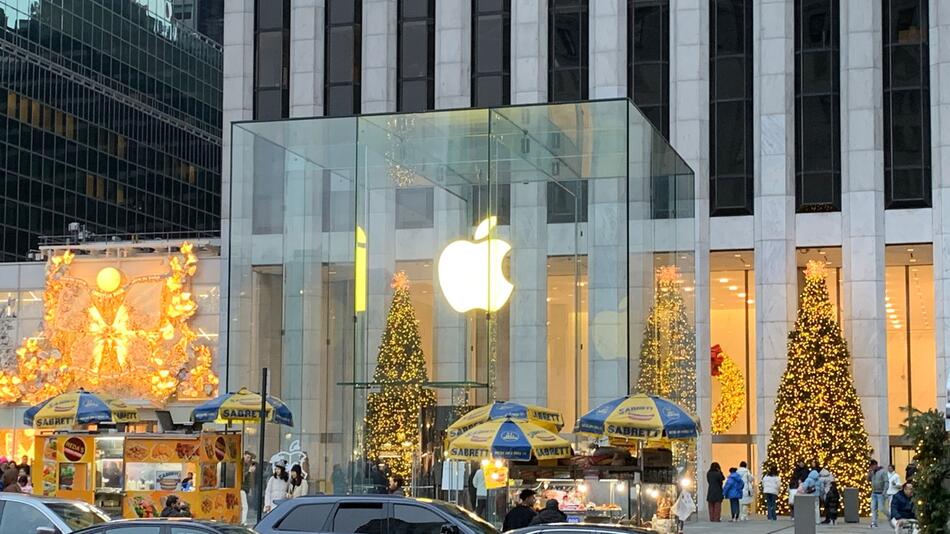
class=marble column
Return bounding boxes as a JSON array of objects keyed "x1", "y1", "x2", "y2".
[
  {"x1": 435, "y1": 0, "x2": 472, "y2": 109},
  {"x1": 362, "y1": 0, "x2": 398, "y2": 113},
  {"x1": 752, "y1": 0, "x2": 797, "y2": 469},
  {"x1": 290, "y1": 0, "x2": 325, "y2": 117},
  {"x1": 221, "y1": 0, "x2": 256, "y2": 388},
  {"x1": 670, "y1": 0, "x2": 711, "y2": 506},
  {"x1": 840, "y1": 0, "x2": 889, "y2": 459},
  {"x1": 929, "y1": 1, "x2": 950, "y2": 414},
  {"x1": 589, "y1": 0, "x2": 626, "y2": 99},
  {"x1": 511, "y1": 0, "x2": 547, "y2": 105}
]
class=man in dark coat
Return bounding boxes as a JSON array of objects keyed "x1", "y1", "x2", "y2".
[
  {"x1": 503, "y1": 489, "x2": 537, "y2": 531},
  {"x1": 890, "y1": 483, "x2": 915, "y2": 525},
  {"x1": 530, "y1": 499, "x2": 567, "y2": 525}
]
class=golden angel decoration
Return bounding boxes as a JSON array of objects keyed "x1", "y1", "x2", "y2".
[{"x1": 0, "y1": 242, "x2": 219, "y2": 405}]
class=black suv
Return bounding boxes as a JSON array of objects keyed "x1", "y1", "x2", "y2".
[{"x1": 254, "y1": 495, "x2": 498, "y2": 534}]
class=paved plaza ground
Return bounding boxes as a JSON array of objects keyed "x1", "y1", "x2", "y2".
[{"x1": 684, "y1": 518, "x2": 888, "y2": 534}]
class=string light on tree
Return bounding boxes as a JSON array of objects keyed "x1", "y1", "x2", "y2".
[
  {"x1": 636, "y1": 264, "x2": 696, "y2": 470},
  {"x1": 761, "y1": 260, "x2": 872, "y2": 515},
  {"x1": 710, "y1": 344, "x2": 744, "y2": 434},
  {"x1": 900, "y1": 408, "x2": 950, "y2": 534},
  {"x1": 364, "y1": 271, "x2": 436, "y2": 480}
]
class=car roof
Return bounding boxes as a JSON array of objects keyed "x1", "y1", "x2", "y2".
[
  {"x1": 0, "y1": 492, "x2": 95, "y2": 506},
  {"x1": 509, "y1": 524, "x2": 653, "y2": 533},
  {"x1": 73, "y1": 518, "x2": 244, "y2": 533}
]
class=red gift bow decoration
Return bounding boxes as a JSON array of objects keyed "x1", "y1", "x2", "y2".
[{"x1": 710, "y1": 344, "x2": 725, "y2": 376}]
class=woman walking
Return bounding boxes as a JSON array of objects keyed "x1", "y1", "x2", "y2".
[
  {"x1": 723, "y1": 467, "x2": 745, "y2": 522},
  {"x1": 263, "y1": 462, "x2": 289, "y2": 514},
  {"x1": 705, "y1": 462, "x2": 725, "y2": 522},
  {"x1": 761, "y1": 467, "x2": 781, "y2": 521},
  {"x1": 287, "y1": 464, "x2": 309, "y2": 499}
]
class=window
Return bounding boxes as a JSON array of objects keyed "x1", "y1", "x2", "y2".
[
  {"x1": 254, "y1": 0, "x2": 291, "y2": 119},
  {"x1": 548, "y1": 0, "x2": 589, "y2": 102},
  {"x1": 252, "y1": 136, "x2": 286, "y2": 234},
  {"x1": 277, "y1": 503, "x2": 333, "y2": 531},
  {"x1": 392, "y1": 505, "x2": 446, "y2": 534},
  {"x1": 332, "y1": 503, "x2": 386, "y2": 534},
  {"x1": 0, "y1": 501, "x2": 55, "y2": 532},
  {"x1": 395, "y1": 187, "x2": 434, "y2": 229},
  {"x1": 325, "y1": 0, "x2": 362, "y2": 116},
  {"x1": 547, "y1": 180, "x2": 587, "y2": 223},
  {"x1": 472, "y1": 0, "x2": 511, "y2": 107},
  {"x1": 472, "y1": 183, "x2": 510, "y2": 226},
  {"x1": 883, "y1": 0, "x2": 931, "y2": 208},
  {"x1": 709, "y1": 0, "x2": 753, "y2": 216},
  {"x1": 628, "y1": 0, "x2": 670, "y2": 138},
  {"x1": 795, "y1": 0, "x2": 840, "y2": 212},
  {"x1": 397, "y1": 0, "x2": 436, "y2": 112},
  {"x1": 43, "y1": 501, "x2": 110, "y2": 530},
  {"x1": 104, "y1": 528, "x2": 162, "y2": 534}
]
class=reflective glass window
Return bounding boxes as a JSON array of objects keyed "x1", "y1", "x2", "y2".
[
  {"x1": 325, "y1": 0, "x2": 361, "y2": 116},
  {"x1": 883, "y1": 0, "x2": 931, "y2": 208},
  {"x1": 629, "y1": 0, "x2": 670, "y2": 138},
  {"x1": 254, "y1": 0, "x2": 290, "y2": 120},
  {"x1": 548, "y1": 0, "x2": 588, "y2": 102},
  {"x1": 472, "y1": 0, "x2": 510, "y2": 107},
  {"x1": 795, "y1": 0, "x2": 840, "y2": 212},
  {"x1": 397, "y1": 0, "x2": 435, "y2": 111}
]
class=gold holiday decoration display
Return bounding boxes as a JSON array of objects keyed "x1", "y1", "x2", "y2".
[
  {"x1": 710, "y1": 344, "x2": 744, "y2": 434},
  {"x1": 0, "y1": 243, "x2": 218, "y2": 405}
]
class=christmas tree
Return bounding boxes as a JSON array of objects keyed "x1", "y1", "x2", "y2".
[
  {"x1": 763, "y1": 260, "x2": 872, "y2": 514},
  {"x1": 364, "y1": 272, "x2": 436, "y2": 480},
  {"x1": 636, "y1": 265, "x2": 697, "y2": 468}
]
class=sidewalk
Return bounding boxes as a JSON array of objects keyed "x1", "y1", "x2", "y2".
[{"x1": 685, "y1": 518, "x2": 881, "y2": 534}]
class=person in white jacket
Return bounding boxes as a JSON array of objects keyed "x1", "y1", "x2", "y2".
[
  {"x1": 287, "y1": 464, "x2": 309, "y2": 499},
  {"x1": 885, "y1": 464, "x2": 902, "y2": 513},
  {"x1": 264, "y1": 462, "x2": 290, "y2": 513},
  {"x1": 761, "y1": 468, "x2": 781, "y2": 521},
  {"x1": 737, "y1": 461, "x2": 755, "y2": 520},
  {"x1": 673, "y1": 480, "x2": 697, "y2": 534}
]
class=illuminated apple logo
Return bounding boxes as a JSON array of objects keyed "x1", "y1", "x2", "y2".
[{"x1": 437, "y1": 216, "x2": 513, "y2": 313}]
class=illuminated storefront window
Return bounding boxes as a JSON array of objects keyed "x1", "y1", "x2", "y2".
[
  {"x1": 709, "y1": 251, "x2": 755, "y2": 469},
  {"x1": 885, "y1": 245, "x2": 935, "y2": 471}
]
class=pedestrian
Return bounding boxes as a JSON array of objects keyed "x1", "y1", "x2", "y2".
[
  {"x1": 869, "y1": 459, "x2": 889, "y2": 528},
  {"x1": 530, "y1": 499, "x2": 567, "y2": 525},
  {"x1": 886, "y1": 464, "x2": 902, "y2": 514},
  {"x1": 331, "y1": 464, "x2": 346, "y2": 494},
  {"x1": 241, "y1": 451, "x2": 257, "y2": 525},
  {"x1": 161, "y1": 495, "x2": 183, "y2": 517},
  {"x1": 472, "y1": 467, "x2": 487, "y2": 517},
  {"x1": 793, "y1": 461, "x2": 810, "y2": 486},
  {"x1": 1, "y1": 468, "x2": 17, "y2": 493},
  {"x1": 761, "y1": 467, "x2": 781, "y2": 521},
  {"x1": 503, "y1": 489, "x2": 538, "y2": 531},
  {"x1": 819, "y1": 469, "x2": 835, "y2": 523},
  {"x1": 705, "y1": 462, "x2": 725, "y2": 522},
  {"x1": 737, "y1": 461, "x2": 754, "y2": 520},
  {"x1": 179, "y1": 502, "x2": 193, "y2": 518},
  {"x1": 264, "y1": 462, "x2": 289, "y2": 514},
  {"x1": 388, "y1": 475, "x2": 405, "y2": 496},
  {"x1": 723, "y1": 467, "x2": 744, "y2": 522},
  {"x1": 19, "y1": 455, "x2": 29, "y2": 477},
  {"x1": 673, "y1": 482, "x2": 697, "y2": 534},
  {"x1": 288, "y1": 464, "x2": 309, "y2": 498},
  {"x1": 17, "y1": 474, "x2": 32, "y2": 494},
  {"x1": 904, "y1": 462, "x2": 917, "y2": 483},
  {"x1": 801, "y1": 469, "x2": 822, "y2": 524},
  {"x1": 824, "y1": 481, "x2": 841, "y2": 525},
  {"x1": 889, "y1": 482, "x2": 915, "y2": 532}
]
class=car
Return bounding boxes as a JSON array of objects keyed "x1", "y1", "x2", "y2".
[
  {"x1": 0, "y1": 493, "x2": 111, "y2": 533},
  {"x1": 74, "y1": 518, "x2": 260, "y2": 534},
  {"x1": 506, "y1": 524, "x2": 654, "y2": 534},
  {"x1": 253, "y1": 494, "x2": 499, "y2": 534}
]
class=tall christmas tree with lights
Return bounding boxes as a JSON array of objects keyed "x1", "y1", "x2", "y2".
[
  {"x1": 364, "y1": 272, "x2": 436, "y2": 480},
  {"x1": 763, "y1": 260, "x2": 872, "y2": 514},
  {"x1": 637, "y1": 265, "x2": 696, "y2": 468}
]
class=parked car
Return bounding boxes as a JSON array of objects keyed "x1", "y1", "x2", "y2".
[
  {"x1": 74, "y1": 518, "x2": 259, "y2": 534},
  {"x1": 254, "y1": 494, "x2": 498, "y2": 534},
  {"x1": 0, "y1": 493, "x2": 110, "y2": 533},
  {"x1": 507, "y1": 525, "x2": 654, "y2": 534}
]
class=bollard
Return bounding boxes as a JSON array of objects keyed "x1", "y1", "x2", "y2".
[
  {"x1": 794, "y1": 494, "x2": 818, "y2": 534},
  {"x1": 843, "y1": 488, "x2": 860, "y2": 523}
]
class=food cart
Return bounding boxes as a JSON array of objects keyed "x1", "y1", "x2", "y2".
[{"x1": 33, "y1": 431, "x2": 242, "y2": 522}]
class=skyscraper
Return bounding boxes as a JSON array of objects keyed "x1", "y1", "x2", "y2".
[{"x1": 0, "y1": 0, "x2": 222, "y2": 261}]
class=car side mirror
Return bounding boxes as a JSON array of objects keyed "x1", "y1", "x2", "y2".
[
  {"x1": 36, "y1": 528, "x2": 58, "y2": 534},
  {"x1": 441, "y1": 524, "x2": 460, "y2": 534}
]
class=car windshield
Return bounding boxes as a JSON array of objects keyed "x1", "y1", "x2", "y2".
[
  {"x1": 213, "y1": 526, "x2": 259, "y2": 534},
  {"x1": 44, "y1": 501, "x2": 110, "y2": 530},
  {"x1": 429, "y1": 501, "x2": 499, "y2": 534}
]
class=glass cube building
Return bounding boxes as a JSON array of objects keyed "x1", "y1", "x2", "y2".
[
  {"x1": 0, "y1": 0, "x2": 222, "y2": 261},
  {"x1": 228, "y1": 100, "x2": 698, "y2": 489}
]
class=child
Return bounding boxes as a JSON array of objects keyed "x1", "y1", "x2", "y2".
[{"x1": 824, "y1": 481, "x2": 840, "y2": 525}]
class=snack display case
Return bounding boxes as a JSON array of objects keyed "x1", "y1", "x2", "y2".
[{"x1": 32, "y1": 431, "x2": 242, "y2": 523}]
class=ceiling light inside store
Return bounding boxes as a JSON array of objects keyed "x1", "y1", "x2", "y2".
[
  {"x1": 907, "y1": 248, "x2": 915, "y2": 252},
  {"x1": 728, "y1": 286, "x2": 738, "y2": 291},
  {"x1": 737, "y1": 293, "x2": 746, "y2": 298},
  {"x1": 684, "y1": 286, "x2": 694, "y2": 292},
  {"x1": 718, "y1": 278, "x2": 729, "y2": 283},
  {"x1": 747, "y1": 299, "x2": 754, "y2": 304}
]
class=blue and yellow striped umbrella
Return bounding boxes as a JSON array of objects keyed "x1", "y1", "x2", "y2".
[
  {"x1": 446, "y1": 418, "x2": 572, "y2": 462},
  {"x1": 24, "y1": 390, "x2": 139, "y2": 429},
  {"x1": 191, "y1": 387, "x2": 294, "y2": 427},
  {"x1": 574, "y1": 394, "x2": 699, "y2": 440}
]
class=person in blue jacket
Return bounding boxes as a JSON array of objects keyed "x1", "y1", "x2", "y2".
[
  {"x1": 890, "y1": 482, "x2": 916, "y2": 531},
  {"x1": 723, "y1": 467, "x2": 745, "y2": 522}
]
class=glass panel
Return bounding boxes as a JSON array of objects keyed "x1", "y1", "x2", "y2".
[{"x1": 548, "y1": 0, "x2": 589, "y2": 102}]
